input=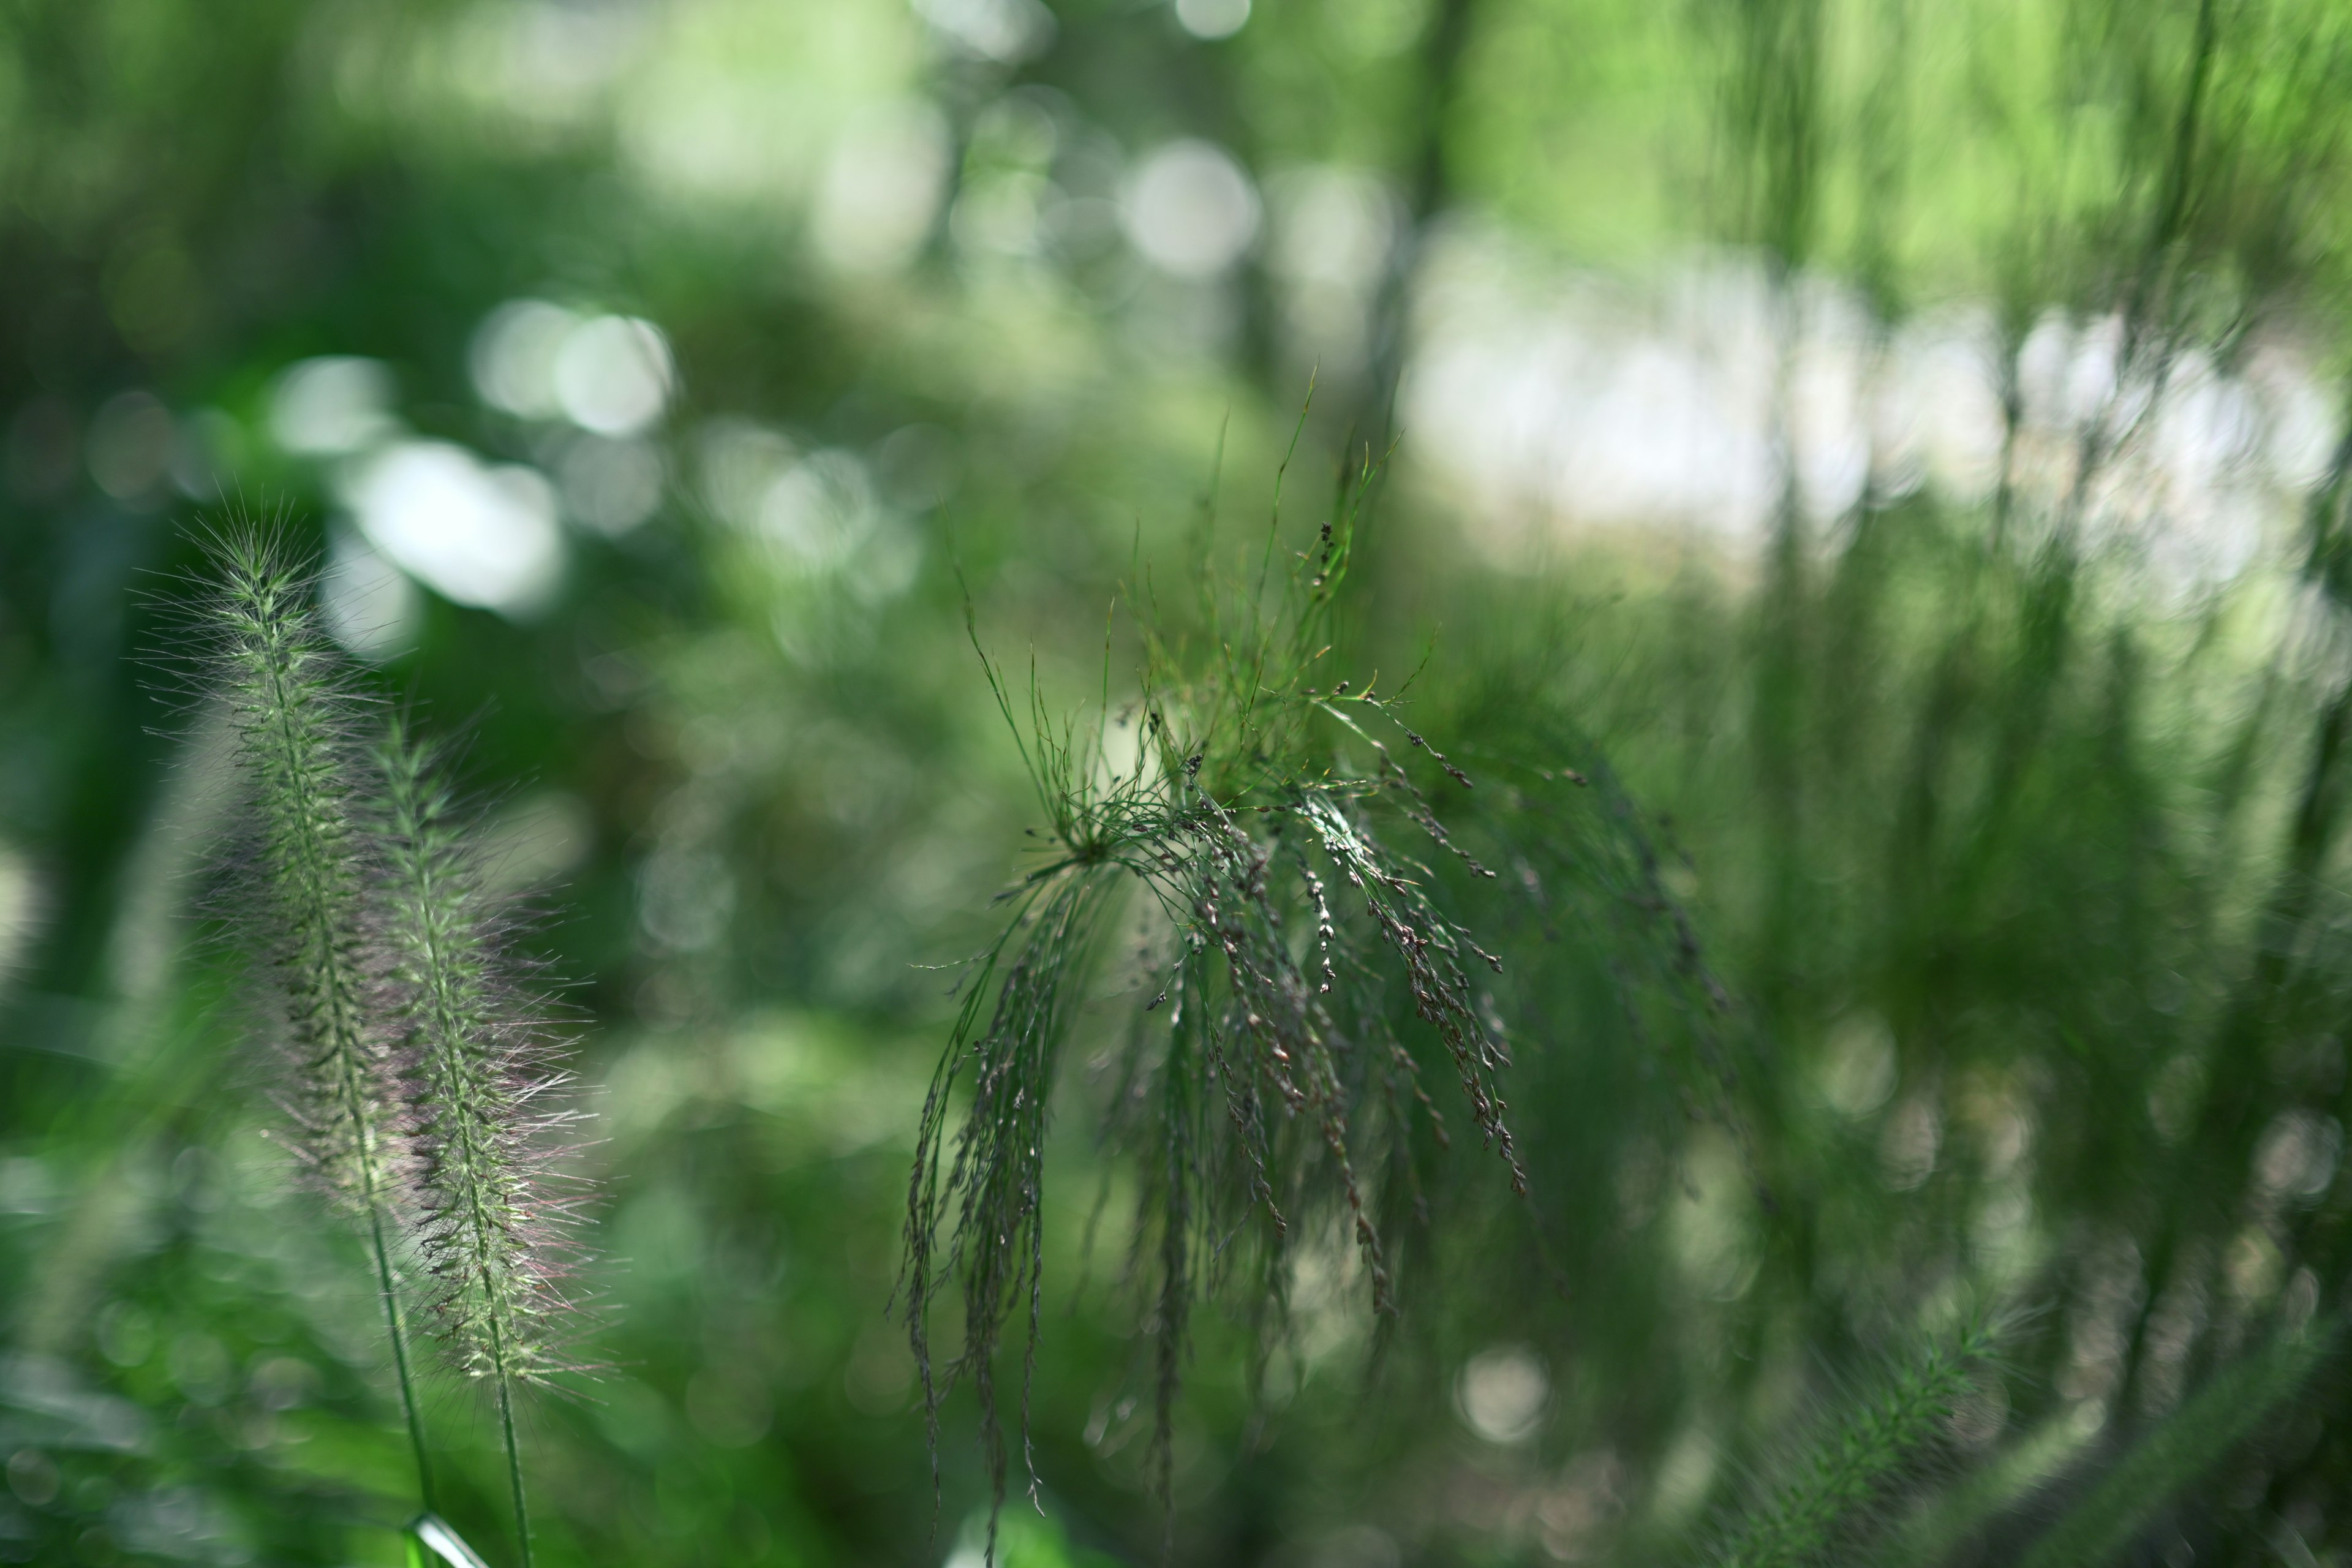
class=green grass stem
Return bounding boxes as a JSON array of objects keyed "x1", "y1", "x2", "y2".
[{"x1": 2016, "y1": 1322, "x2": 2335, "y2": 1568}]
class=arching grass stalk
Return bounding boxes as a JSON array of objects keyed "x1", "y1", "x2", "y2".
[
  {"x1": 379, "y1": 720, "x2": 590, "y2": 1568},
  {"x1": 203, "y1": 531, "x2": 436, "y2": 1512}
]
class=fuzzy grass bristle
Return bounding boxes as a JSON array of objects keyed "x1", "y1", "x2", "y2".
[
  {"x1": 1712, "y1": 1316, "x2": 2007, "y2": 1568},
  {"x1": 208, "y1": 530, "x2": 397, "y2": 1211},
  {"x1": 378, "y1": 718, "x2": 594, "y2": 1568},
  {"x1": 200, "y1": 527, "x2": 437, "y2": 1512},
  {"x1": 192, "y1": 524, "x2": 598, "y2": 1567}
]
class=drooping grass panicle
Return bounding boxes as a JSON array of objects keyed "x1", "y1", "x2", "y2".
[
  {"x1": 197, "y1": 526, "x2": 435, "y2": 1510},
  {"x1": 377, "y1": 717, "x2": 596, "y2": 1568},
  {"x1": 903, "y1": 445, "x2": 1748, "y2": 1553},
  {"x1": 900, "y1": 865, "x2": 1119, "y2": 1556}
]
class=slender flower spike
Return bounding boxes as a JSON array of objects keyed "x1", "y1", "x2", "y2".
[
  {"x1": 202, "y1": 530, "x2": 436, "y2": 1509},
  {"x1": 212, "y1": 535, "x2": 393, "y2": 1202},
  {"x1": 378, "y1": 721, "x2": 590, "y2": 1568}
]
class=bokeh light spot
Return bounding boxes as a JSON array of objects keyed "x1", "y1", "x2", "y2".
[
  {"x1": 1122, "y1": 139, "x2": 1260, "y2": 277},
  {"x1": 815, "y1": 103, "x2": 951, "y2": 274},
  {"x1": 553, "y1": 315, "x2": 676, "y2": 437},
  {"x1": 345, "y1": 441, "x2": 564, "y2": 616},
  {"x1": 1456, "y1": 1345, "x2": 1549, "y2": 1445},
  {"x1": 471, "y1": 300, "x2": 581, "y2": 420},
  {"x1": 268, "y1": 357, "x2": 396, "y2": 457},
  {"x1": 318, "y1": 528, "x2": 423, "y2": 661},
  {"x1": 911, "y1": 0, "x2": 1056, "y2": 62},
  {"x1": 1175, "y1": 0, "x2": 1251, "y2": 40}
]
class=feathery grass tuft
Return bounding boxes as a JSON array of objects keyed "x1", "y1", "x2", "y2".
[
  {"x1": 200, "y1": 528, "x2": 435, "y2": 1510},
  {"x1": 193, "y1": 525, "x2": 597, "y2": 1564},
  {"x1": 379, "y1": 718, "x2": 594, "y2": 1568}
]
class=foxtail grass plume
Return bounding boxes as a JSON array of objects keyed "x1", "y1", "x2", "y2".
[
  {"x1": 379, "y1": 720, "x2": 593, "y2": 1568},
  {"x1": 209, "y1": 532, "x2": 396, "y2": 1208},
  {"x1": 200, "y1": 528, "x2": 436, "y2": 1508},
  {"x1": 199, "y1": 526, "x2": 598, "y2": 1562}
]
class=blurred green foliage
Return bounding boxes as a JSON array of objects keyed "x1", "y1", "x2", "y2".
[{"x1": 9, "y1": 0, "x2": 2352, "y2": 1564}]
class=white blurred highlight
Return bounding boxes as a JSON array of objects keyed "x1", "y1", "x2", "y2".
[
  {"x1": 815, "y1": 103, "x2": 951, "y2": 274},
  {"x1": 471, "y1": 300, "x2": 580, "y2": 419},
  {"x1": 1270, "y1": 165, "x2": 1400, "y2": 374},
  {"x1": 319, "y1": 529, "x2": 423, "y2": 661},
  {"x1": 472, "y1": 303, "x2": 676, "y2": 437},
  {"x1": 1123, "y1": 140, "x2": 1260, "y2": 278},
  {"x1": 696, "y1": 418, "x2": 800, "y2": 528},
  {"x1": 911, "y1": 0, "x2": 1055, "y2": 62},
  {"x1": 1457, "y1": 1346, "x2": 1550, "y2": 1446},
  {"x1": 268, "y1": 358, "x2": 398, "y2": 456},
  {"x1": 760, "y1": 450, "x2": 879, "y2": 570},
  {"x1": 1175, "y1": 0, "x2": 1251, "y2": 39},
  {"x1": 554, "y1": 316, "x2": 676, "y2": 436},
  {"x1": 344, "y1": 441, "x2": 564, "y2": 616},
  {"x1": 757, "y1": 448, "x2": 922, "y2": 603},
  {"x1": 1405, "y1": 233, "x2": 2337, "y2": 588}
]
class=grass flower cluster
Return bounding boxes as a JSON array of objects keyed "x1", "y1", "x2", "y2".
[{"x1": 198, "y1": 530, "x2": 591, "y2": 1568}]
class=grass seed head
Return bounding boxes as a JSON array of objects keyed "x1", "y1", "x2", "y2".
[
  {"x1": 901, "y1": 447, "x2": 1747, "y2": 1553},
  {"x1": 377, "y1": 719, "x2": 597, "y2": 1393},
  {"x1": 200, "y1": 527, "x2": 405, "y2": 1210}
]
